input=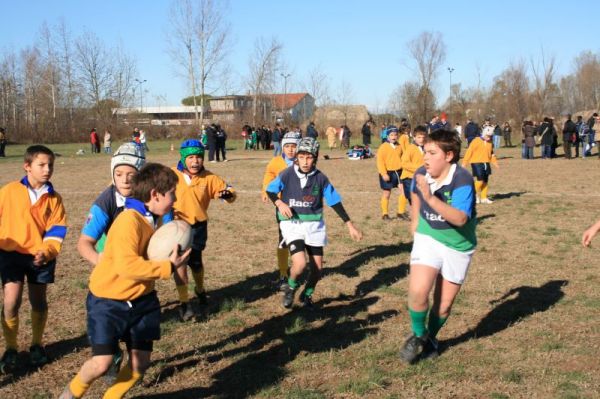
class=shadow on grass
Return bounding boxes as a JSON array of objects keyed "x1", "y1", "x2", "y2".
[
  {"x1": 0, "y1": 333, "x2": 88, "y2": 388},
  {"x1": 491, "y1": 191, "x2": 526, "y2": 201},
  {"x1": 160, "y1": 242, "x2": 412, "y2": 323},
  {"x1": 442, "y1": 279, "x2": 568, "y2": 352},
  {"x1": 477, "y1": 214, "x2": 495, "y2": 224},
  {"x1": 138, "y1": 295, "x2": 398, "y2": 398}
]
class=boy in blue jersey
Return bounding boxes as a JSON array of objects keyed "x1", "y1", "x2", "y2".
[
  {"x1": 400, "y1": 129, "x2": 477, "y2": 364},
  {"x1": 266, "y1": 137, "x2": 362, "y2": 309},
  {"x1": 78, "y1": 143, "x2": 146, "y2": 264}
]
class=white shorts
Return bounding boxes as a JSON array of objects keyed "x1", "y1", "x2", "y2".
[
  {"x1": 279, "y1": 220, "x2": 327, "y2": 247},
  {"x1": 410, "y1": 232, "x2": 475, "y2": 284}
]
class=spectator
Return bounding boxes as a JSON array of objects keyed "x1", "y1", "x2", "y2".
[
  {"x1": 361, "y1": 121, "x2": 372, "y2": 146},
  {"x1": 326, "y1": 125, "x2": 338, "y2": 149},
  {"x1": 522, "y1": 121, "x2": 536, "y2": 159},
  {"x1": 206, "y1": 124, "x2": 218, "y2": 162},
  {"x1": 587, "y1": 112, "x2": 597, "y2": 155},
  {"x1": 90, "y1": 128, "x2": 100, "y2": 154},
  {"x1": 562, "y1": 114, "x2": 577, "y2": 160},
  {"x1": 341, "y1": 125, "x2": 351, "y2": 149},
  {"x1": 272, "y1": 123, "x2": 282, "y2": 156},
  {"x1": 454, "y1": 123, "x2": 463, "y2": 140},
  {"x1": 215, "y1": 124, "x2": 227, "y2": 162},
  {"x1": 539, "y1": 117, "x2": 554, "y2": 159},
  {"x1": 0, "y1": 127, "x2": 6, "y2": 157},
  {"x1": 306, "y1": 121, "x2": 319, "y2": 139},
  {"x1": 503, "y1": 122, "x2": 512, "y2": 147},
  {"x1": 492, "y1": 123, "x2": 502, "y2": 149},
  {"x1": 464, "y1": 118, "x2": 480, "y2": 147},
  {"x1": 575, "y1": 115, "x2": 585, "y2": 158},
  {"x1": 139, "y1": 129, "x2": 149, "y2": 152},
  {"x1": 379, "y1": 124, "x2": 388, "y2": 143},
  {"x1": 103, "y1": 129, "x2": 112, "y2": 154}
]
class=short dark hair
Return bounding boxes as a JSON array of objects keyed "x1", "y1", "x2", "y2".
[
  {"x1": 425, "y1": 129, "x2": 461, "y2": 163},
  {"x1": 24, "y1": 145, "x2": 55, "y2": 164},
  {"x1": 131, "y1": 163, "x2": 178, "y2": 203},
  {"x1": 413, "y1": 125, "x2": 428, "y2": 135}
]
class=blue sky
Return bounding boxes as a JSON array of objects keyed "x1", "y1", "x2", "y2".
[{"x1": 1, "y1": 0, "x2": 598, "y2": 111}]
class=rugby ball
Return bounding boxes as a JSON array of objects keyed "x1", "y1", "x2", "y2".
[{"x1": 147, "y1": 220, "x2": 192, "y2": 260}]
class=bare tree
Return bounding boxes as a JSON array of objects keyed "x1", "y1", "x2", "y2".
[
  {"x1": 38, "y1": 22, "x2": 60, "y2": 139},
  {"x1": 302, "y1": 64, "x2": 331, "y2": 106},
  {"x1": 572, "y1": 51, "x2": 600, "y2": 110},
  {"x1": 75, "y1": 30, "x2": 112, "y2": 115},
  {"x1": 167, "y1": 0, "x2": 200, "y2": 124},
  {"x1": 195, "y1": 0, "x2": 231, "y2": 123},
  {"x1": 530, "y1": 48, "x2": 557, "y2": 119},
  {"x1": 406, "y1": 31, "x2": 446, "y2": 122},
  {"x1": 56, "y1": 19, "x2": 78, "y2": 133},
  {"x1": 246, "y1": 37, "x2": 282, "y2": 125},
  {"x1": 335, "y1": 80, "x2": 354, "y2": 125}
]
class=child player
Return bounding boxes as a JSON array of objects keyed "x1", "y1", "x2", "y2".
[
  {"x1": 0, "y1": 145, "x2": 67, "y2": 371},
  {"x1": 376, "y1": 126, "x2": 406, "y2": 220},
  {"x1": 261, "y1": 132, "x2": 301, "y2": 290},
  {"x1": 59, "y1": 163, "x2": 190, "y2": 399},
  {"x1": 400, "y1": 129, "x2": 477, "y2": 364},
  {"x1": 171, "y1": 139, "x2": 236, "y2": 321},
  {"x1": 266, "y1": 137, "x2": 362, "y2": 309},
  {"x1": 398, "y1": 125, "x2": 427, "y2": 220},
  {"x1": 78, "y1": 143, "x2": 146, "y2": 264},
  {"x1": 462, "y1": 128, "x2": 499, "y2": 204}
]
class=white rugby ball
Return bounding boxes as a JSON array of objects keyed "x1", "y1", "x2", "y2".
[{"x1": 147, "y1": 220, "x2": 192, "y2": 260}]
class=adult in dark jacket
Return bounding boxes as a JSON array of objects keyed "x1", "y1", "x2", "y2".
[
  {"x1": 361, "y1": 121, "x2": 372, "y2": 145},
  {"x1": 587, "y1": 113, "x2": 597, "y2": 154},
  {"x1": 562, "y1": 114, "x2": 577, "y2": 159},
  {"x1": 305, "y1": 122, "x2": 318, "y2": 139},
  {"x1": 539, "y1": 118, "x2": 555, "y2": 159},
  {"x1": 522, "y1": 121, "x2": 536, "y2": 159},
  {"x1": 215, "y1": 125, "x2": 227, "y2": 162},
  {"x1": 464, "y1": 119, "x2": 480, "y2": 147},
  {"x1": 503, "y1": 122, "x2": 512, "y2": 147},
  {"x1": 206, "y1": 124, "x2": 218, "y2": 162}
]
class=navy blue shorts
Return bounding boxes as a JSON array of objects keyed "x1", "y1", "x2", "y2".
[
  {"x1": 87, "y1": 291, "x2": 160, "y2": 355},
  {"x1": 401, "y1": 178, "x2": 413, "y2": 204},
  {"x1": 471, "y1": 163, "x2": 491, "y2": 182},
  {"x1": 379, "y1": 170, "x2": 401, "y2": 190},
  {"x1": 191, "y1": 221, "x2": 208, "y2": 251},
  {"x1": 0, "y1": 250, "x2": 56, "y2": 285}
]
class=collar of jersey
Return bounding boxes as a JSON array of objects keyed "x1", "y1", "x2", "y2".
[
  {"x1": 282, "y1": 154, "x2": 295, "y2": 166},
  {"x1": 293, "y1": 165, "x2": 316, "y2": 178},
  {"x1": 125, "y1": 198, "x2": 152, "y2": 217},
  {"x1": 113, "y1": 186, "x2": 126, "y2": 208},
  {"x1": 425, "y1": 163, "x2": 457, "y2": 192},
  {"x1": 20, "y1": 176, "x2": 54, "y2": 195}
]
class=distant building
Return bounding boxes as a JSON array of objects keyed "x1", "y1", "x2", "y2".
[
  {"x1": 270, "y1": 93, "x2": 315, "y2": 123},
  {"x1": 112, "y1": 93, "x2": 314, "y2": 126}
]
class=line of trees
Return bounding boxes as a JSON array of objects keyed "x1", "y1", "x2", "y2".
[
  {"x1": 0, "y1": 20, "x2": 139, "y2": 143},
  {"x1": 390, "y1": 31, "x2": 600, "y2": 126}
]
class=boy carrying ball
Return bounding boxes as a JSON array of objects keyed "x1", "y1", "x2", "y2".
[{"x1": 60, "y1": 163, "x2": 190, "y2": 399}]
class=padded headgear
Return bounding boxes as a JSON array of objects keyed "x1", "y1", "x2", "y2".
[{"x1": 111, "y1": 142, "x2": 145, "y2": 183}]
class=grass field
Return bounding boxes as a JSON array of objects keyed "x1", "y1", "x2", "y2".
[{"x1": 0, "y1": 139, "x2": 598, "y2": 398}]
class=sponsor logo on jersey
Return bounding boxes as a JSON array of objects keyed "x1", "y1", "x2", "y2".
[
  {"x1": 423, "y1": 209, "x2": 445, "y2": 222},
  {"x1": 289, "y1": 198, "x2": 312, "y2": 207}
]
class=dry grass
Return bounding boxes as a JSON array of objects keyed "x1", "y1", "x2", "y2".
[{"x1": 0, "y1": 141, "x2": 598, "y2": 398}]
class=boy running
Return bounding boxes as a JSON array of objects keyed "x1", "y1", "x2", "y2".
[
  {"x1": 266, "y1": 137, "x2": 362, "y2": 309},
  {"x1": 462, "y1": 128, "x2": 499, "y2": 204},
  {"x1": 261, "y1": 132, "x2": 301, "y2": 290},
  {"x1": 376, "y1": 126, "x2": 406, "y2": 220},
  {"x1": 59, "y1": 163, "x2": 190, "y2": 399},
  {"x1": 171, "y1": 139, "x2": 236, "y2": 321},
  {"x1": 0, "y1": 145, "x2": 67, "y2": 371},
  {"x1": 400, "y1": 129, "x2": 477, "y2": 364},
  {"x1": 398, "y1": 126, "x2": 427, "y2": 220}
]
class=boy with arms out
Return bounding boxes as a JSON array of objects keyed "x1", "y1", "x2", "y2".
[
  {"x1": 60, "y1": 163, "x2": 190, "y2": 399},
  {"x1": 462, "y1": 128, "x2": 499, "y2": 204},
  {"x1": 171, "y1": 139, "x2": 236, "y2": 321},
  {"x1": 376, "y1": 126, "x2": 406, "y2": 220},
  {"x1": 261, "y1": 132, "x2": 301, "y2": 290},
  {"x1": 400, "y1": 130, "x2": 477, "y2": 363},
  {"x1": 266, "y1": 137, "x2": 362, "y2": 309},
  {"x1": 0, "y1": 145, "x2": 67, "y2": 371},
  {"x1": 398, "y1": 125, "x2": 427, "y2": 220}
]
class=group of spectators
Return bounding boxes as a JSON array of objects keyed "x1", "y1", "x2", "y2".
[
  {"x1": 241, "y1": 122, "x2": 320, "y2": 156},
  {"x1": 201, "y1": 123, "x2": 228, "y2": 162}
]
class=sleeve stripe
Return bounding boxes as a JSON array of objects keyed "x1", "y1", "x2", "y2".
[
  {"x1": 43, "y1": 236, "x2": 64, "y2": 243},
  {"x1": 45, "y1": 225, "x2": 67, "y2": 239}
]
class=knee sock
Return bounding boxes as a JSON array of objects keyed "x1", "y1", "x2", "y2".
[
  {"x1": 191, "y1": 269, "x2": 204, "y2": 294},
  {"x1": 303, "y1": 266, "x2": 321, "y2": 298},
  {"x1": 287, "y1": 278, "x2": 299, "y2": 290},
  {"x1": 69, "y1": 373, "x2": 91, "y2": 398},
  {"x1": 409, "y1": 308, "x2": 428, "y2": 338},
  {"x1": 176, "y1": 285, "x2": 189, "y2": 303},
  {"x1": 31, "y1": 309, "x2": 48, "y2": 346},
  {"x1": 276, "y1": 248, "x2": 289, "y2": 278},
  {"x1": 398, "y1": 194, "x2": 407, "y2": 214},
  {"x1": 102, "y1": 365, "x2": 142, "y2": 399},
  {"x1": 380, "y1": 197, "x2": 389, "y2": 216},
  {"x1": 481, "y1": 182, "x2": 489, "y2": 200},
  {"x1": 427, "y1": 312, "x2": 448, "y2": 339},
  {"x1": 474, "y1": 180, "x2": 484, "y2": 197},
  {"x1": 1, "y1": 313, "x2": 18, "y2": 350}
]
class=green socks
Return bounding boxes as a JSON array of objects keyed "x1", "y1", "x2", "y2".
[
  {"x1": 409, "y1": 308, "x2": 428, "y2": 338},
  {"x1": 427, "y1": 312, "x2": 448, "y2": 339},
  {"x1": 287, "y1": 278, "x2": 299, "y2": 290}
]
